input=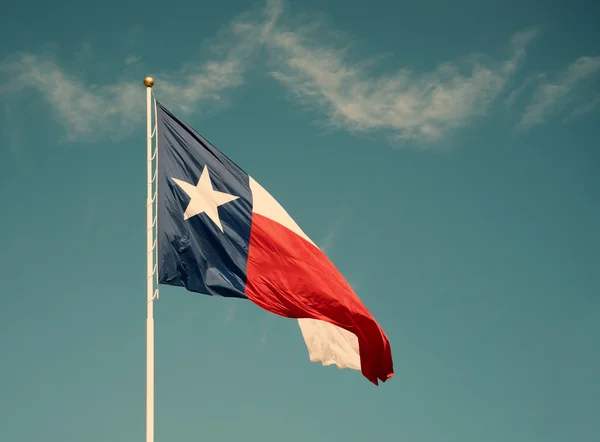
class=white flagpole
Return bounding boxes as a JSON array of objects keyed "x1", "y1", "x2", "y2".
[{"x1": 144, "y1": 76, "x2": 156, "y2": 442}]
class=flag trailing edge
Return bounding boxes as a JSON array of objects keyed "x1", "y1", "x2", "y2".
[{"x1": 155, "y1": 101, "x2": 394, "y2": 385}]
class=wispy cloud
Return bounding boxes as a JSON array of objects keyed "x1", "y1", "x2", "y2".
[
  {"x1": 1, "y1": 0, "x2": 597, "y2": 146},
  {"x1": 514, "y1": 56, "x2": 600, "y2": 128},
  {"x1": 564, "y1": 96, "x2": 600, "y2": 121},
  {"x1": 156, "y1": 17, "x2": 265, "y2": 116},
  {"x1": 319, "y1": 215, "x2": 345, "y2": 254},
  {"x1": 0, "y1": 52, "x2": 143, "y2": 142},
  {"x1": 257, "y1": 0, "x2": 538, "y2": 142},
  {"x1": 259, "y1": 330, "x2": 268, "y2": 345},
  {"x1": 124, "y1": 55, "x2": 140, "y2": 66},
  {"x1": 224, "y1": 303, "x2": 237, "y2": 325},
  {"x1": 320, "y1": 226, "x2": 339, "y2": 254},
  {"x1": 0, "y1": 14, "x2": 262, "y2": 143}
]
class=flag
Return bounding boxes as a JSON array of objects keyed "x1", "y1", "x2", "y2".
[{"x1": 156, "y1": 102, "x2": 394, "y2": 385}]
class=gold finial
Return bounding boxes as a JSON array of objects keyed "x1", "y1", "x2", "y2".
[{"x1": 143, "y1": 77, "x2": 155, "y2": 88}]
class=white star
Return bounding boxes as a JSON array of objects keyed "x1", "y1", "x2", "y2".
[{"x1": 171, "y1": 165, "x2": 239, "y2": 232}]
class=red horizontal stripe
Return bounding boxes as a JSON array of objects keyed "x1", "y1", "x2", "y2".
[{"x1": 244, "y1": 213, "x2": 394, "y2": 385}]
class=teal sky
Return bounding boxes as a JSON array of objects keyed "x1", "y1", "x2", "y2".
[{"x1": 1, "y1": 0, "x2": 598, "y2": 441}]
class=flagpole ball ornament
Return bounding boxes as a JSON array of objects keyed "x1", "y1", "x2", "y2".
[{"x1": 143, "y1": 77, "x2": 155, "y2": 88}]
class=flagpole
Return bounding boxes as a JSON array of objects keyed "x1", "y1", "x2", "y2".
[{"x1": 144, "y1": 76, "x2": 156, "y2": 442}]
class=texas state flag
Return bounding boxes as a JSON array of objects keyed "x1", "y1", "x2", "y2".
[{"x1": 156, "y1": 102, "x2": 394, "y2": 385}]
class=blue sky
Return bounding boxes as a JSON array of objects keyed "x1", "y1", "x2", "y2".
[{"x1": 0, "y1": 0, "x2": 599, "y2": 441}]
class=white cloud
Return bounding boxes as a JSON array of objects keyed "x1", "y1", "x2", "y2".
[
  {"x1": 517, "y1": 56, "x2": 600, "y2": 128},
  {"x1": 224, "y1": 303, "x2": 237, "y2": 325},
  {"x1": 1, "y1": 53, "x2": 142, "y2": 142},
  {"x1": 124, "y1": 55, "x2": 140, "y2": 65},
  {"x1": 320, "y1": 226, "x2": 338, "y2": 254},
  {"x1": 564, "y1": 95, "x2": 600, "y2": 121},
  {"x1": 156, "y1": 16, "x2": 265, "y2": 116},
  {"x1": 258, "y1": 0, "x2": 538, "y2": 141},
  {"x1": 319, "y1": 215, "x2": 345, "y2": 254},
  {"x1": 0, "y1": 14, "x2": 262, "y2": 143},
  {"x1": 259, "y1": 330, "x2": 268, "y2": 345},
  {"x1": 1, "y1": 0, "x2": 596, "y2": 145}
]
